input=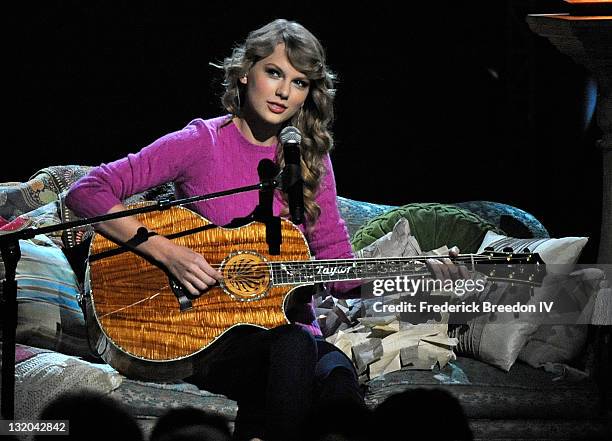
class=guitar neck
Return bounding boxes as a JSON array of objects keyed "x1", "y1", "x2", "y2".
[{"x1": 270, "y1": 256, "x2": 433, "y2": 285}]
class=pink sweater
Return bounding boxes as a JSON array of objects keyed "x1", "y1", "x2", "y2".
[{"x1": 65, "y1": 116, "x2": 361, "y2": 336}]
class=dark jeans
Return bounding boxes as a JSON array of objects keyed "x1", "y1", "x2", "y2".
[{"x1": 186, "y1": 324, "x2": 365, "y2": 441}]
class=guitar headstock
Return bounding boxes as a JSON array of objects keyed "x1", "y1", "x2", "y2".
[{"x1": 475, "y1": 248, "x2": 547, "y2": 287}]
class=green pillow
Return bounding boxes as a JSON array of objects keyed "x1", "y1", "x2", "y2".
[{"x1": 351, "y1": 203, "x2": 503, "y2": 254}]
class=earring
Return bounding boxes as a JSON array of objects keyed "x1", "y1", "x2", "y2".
[{"x1": 236, "y1": 76, "x2": 247, "y2": 110}]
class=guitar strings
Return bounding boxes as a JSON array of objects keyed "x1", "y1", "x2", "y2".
[
  {"x1": 204, "y1": 254, "x2": 540, "y2": 270},
  {"x1": 202, "y1": 255, "x2": 542, "y2": 283},
  {"x1": 206, "y1": 254, "x2": 537, "y2": 266}
]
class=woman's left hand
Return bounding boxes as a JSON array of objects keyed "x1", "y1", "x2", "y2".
[{"x1": 425, "y1": 246, "x2": 470, "y2": 281}]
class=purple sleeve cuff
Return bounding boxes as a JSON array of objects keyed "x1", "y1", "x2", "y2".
[{"x1": 290, "y1": 298, "x2": 323, "y2": 337}]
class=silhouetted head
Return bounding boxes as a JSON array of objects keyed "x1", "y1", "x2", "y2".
[
  {"x1": 35, "y1": 390, "x2": 143, "y2": 441},
  {"x1": 371, "y1": 388, "x2": 472, "y2": 440},
  {"x1": 150, "y1": 406, "x2": 231, "y2": 441},
  {"x1": 155, "y1": 424, "x2": 231, "y2": 441}
]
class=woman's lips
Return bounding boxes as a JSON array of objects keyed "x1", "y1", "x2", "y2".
[{"x1": 267, "y1": 102, "x2": 287, "y2": 114}]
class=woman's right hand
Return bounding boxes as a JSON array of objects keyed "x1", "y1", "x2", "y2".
[
  {"x1": 94, "y1": 205, "x2": 223, "y2": 296},
  {"x1": 150, "y1": 235, "x2": 223, "y2": 296}
]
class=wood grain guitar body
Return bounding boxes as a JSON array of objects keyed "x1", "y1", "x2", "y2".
[{"x1": 85, "y1": 205, "x2": 311, "y2": 381}]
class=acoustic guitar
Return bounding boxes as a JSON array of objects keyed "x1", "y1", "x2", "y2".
[{"x1": 83, "y1": 204, "x2": 544, "y2": 381}]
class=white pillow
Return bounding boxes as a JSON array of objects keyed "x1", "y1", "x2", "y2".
[
  {"x1": 517, "y1": 268, "x2": 605, "y2": 367},
  {"x1": 355, "y1": 217, "x2": 422, "y2": 258},
  {"x1": 477, "y1": 231, "x2": 588, "y2": 274},
  {"x1": 474, "y1": 231, "x2": 595, "y2": 370},
  {"x1": 14, "y1": 344, "x2": 122, "y2": 420}
]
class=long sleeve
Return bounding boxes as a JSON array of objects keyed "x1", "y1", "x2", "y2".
[{"x1": 65, "y1": 120, "x2": 210, "y2": 217}]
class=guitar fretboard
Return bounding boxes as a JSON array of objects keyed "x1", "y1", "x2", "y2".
[{"x1": 270, "y1": 257, "x2": 431, "y2": 285}]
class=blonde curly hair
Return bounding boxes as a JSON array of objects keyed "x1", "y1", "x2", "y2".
[{"x1": 219, "y1": 19, "x2": 337, "y2": 225}]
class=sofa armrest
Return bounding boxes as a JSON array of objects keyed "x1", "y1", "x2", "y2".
[
  {"x1": 338, "y1": 197, "x2": 549, "y2": 254},
  {"x1": 337, "y1": 196, "x2": 396, "y2": 239},
  {"x1": 0, "y1": 174, "x2": 59, "y2": 223},
  {"x1": 29, "y1": 165, "x2": 94, "y2": 195},
  {"x1": 25, "y1": 166, "x2": 94, "y2": 248},
  {"x1": 454, "y1": 201, "x2": 550, "y2": 239},
  {"x1": 0, "y1": 165, "x2": 94, "y2": 224},
  {"x1": 23, "y1": 166, "x2": 175, "y2": 248}
]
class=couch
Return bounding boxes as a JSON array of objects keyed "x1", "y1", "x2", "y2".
[{"x1": 1, "y1": 165, "x2": 610, "y2": 440}]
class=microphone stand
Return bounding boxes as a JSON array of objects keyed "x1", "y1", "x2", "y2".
[{"x1": 0, "y1": 171, "x2": 280, "y2": 419}]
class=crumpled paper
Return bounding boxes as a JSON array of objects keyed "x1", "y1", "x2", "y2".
[
  {"x1": 324, "y1": 314, "x2": 458, "y2": 381},
  {"x1": 315, "y1": 230, "x2": 460, "y2": 381},
  {"x1": 317, "y1": 296, "x2": 458, "y2": 381}
]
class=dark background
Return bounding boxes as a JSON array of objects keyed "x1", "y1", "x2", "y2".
[{"x1": 12, "y1": 0, "x2": 603, "y2": 262}]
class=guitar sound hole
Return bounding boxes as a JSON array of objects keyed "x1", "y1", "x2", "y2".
[{"x1": 221, "y1": 252, "x2": 271, "y2": 301}]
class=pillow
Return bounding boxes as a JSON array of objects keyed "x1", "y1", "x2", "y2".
[
  {"x1": 336, "y1": 196, "x2": 396, "y2": 240},
  {"x1": 449, "y1": 282, "x2": 541, "y2": 371},
  {"x1": 351, "y1": 202, "x2": 503, "y2": 254},
  {"x1": 450, "y1": 233, "x2": 592, "y2": 371},
  {"x1": 477, "y1": 230, "x2": 588, "y2": 274},
  {"x1": 12, "y1": 343, "x2": 122, "y2": 420},
  {"x1": 517, "y1": 268, "x2": 605, "y2": 368},
  {"x1": 0, "y1": 173, "x2": 59, "y2": 222},
  {"x1": 0, "y1": 234, "x2": 91, "y2": 359},
  {"x1": 355, "y1": 216, "x2": 423, "y2": 258},
  {"x1": 0, "y1": 201, "x2": 64, "y2": 247}
]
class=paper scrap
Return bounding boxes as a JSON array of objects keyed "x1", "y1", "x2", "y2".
[{"x1": 369, "y1": 351, "x2": 402, "y2": 379}]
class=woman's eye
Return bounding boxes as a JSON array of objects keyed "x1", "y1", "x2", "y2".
[
  {"x1": 294, "y1": 80, "x2": 309, "y2": 89},
  {"x1": 267, "y1": 68, "x2": 281, "y2": 78}
]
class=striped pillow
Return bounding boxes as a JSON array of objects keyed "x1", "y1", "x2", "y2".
[
  {"x1": 477, "y1": 230, "x2": 588, "y2": 274},
  {"x1": 1, "y1": 235, "x2": 91, "y2": 358}
]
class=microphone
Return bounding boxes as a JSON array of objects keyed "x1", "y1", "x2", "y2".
[{"x1": 279, "y1": 126, "x2": 305, "y2": 225}]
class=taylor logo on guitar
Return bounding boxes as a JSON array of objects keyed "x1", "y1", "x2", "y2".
[{"x1": 83, "y1": 204, "x2": 545, "y2": 381}]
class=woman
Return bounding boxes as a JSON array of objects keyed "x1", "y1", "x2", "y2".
[
  {"x1": 67, "y1": 18, "x2": 462, "y2": 440},
  {"x1": 67, "y1": 19, "x2": 368, "y2": 441}
]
